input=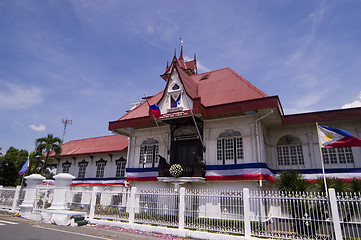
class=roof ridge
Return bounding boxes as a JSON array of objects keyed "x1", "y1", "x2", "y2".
[{"x1": 64, "y1": 134, "x2": 125, "y2": 144}]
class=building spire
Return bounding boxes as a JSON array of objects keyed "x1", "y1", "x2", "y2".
[{"x1": 179, "y1": 38, "x2": 184, "y2": 59}]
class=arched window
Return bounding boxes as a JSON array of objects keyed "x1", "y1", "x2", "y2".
[
  {"x1": 115, "y1": 157, "x2": 126, "y2": 178},
  {"x1": 78, "y1": 160, "x2": 88, "y2": 178},
  {"x1": 139, "y1": 138, "x2": 159, "y2": 168},
  {"x1": 95, "y1": 159, "x2": 107, "y2": 178},
  {"x1": 62, "y1": 161, "x2": 71, "y2": 173},
  {"x1": 217, "y1": 130, "x2": 243, "y2": 165},
  {"x1": 276, "y1": 135, "x2": 304, "y2": 166}
]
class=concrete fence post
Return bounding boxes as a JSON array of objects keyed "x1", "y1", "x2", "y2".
[
  {"x1": 329, "y1": 188, "x2": 343, "y2": 240},
  {"x1": 19, "y1": 174, "x2": 45, "y2": 219},
  {"x1": 11, "y1": 185, "x2": 22, "y2": 212},
  {"x1": 128, "y1": 187, "x2": 137, "y2": 224},
  {"x1": 89, "y1": 187, "x2": 98, "y2": 220},
  {"x1": 243, "y1": 188, "x2": 251, "y2": 239},
  {"x1": 178, "y1": 187, "x2": 185, "y2": 230},
  {"x1": 47, "y1": 173, "x2": 75, "y2": 210}
]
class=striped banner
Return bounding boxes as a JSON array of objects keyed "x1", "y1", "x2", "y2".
[
  {"x1": 205, "y1": 163, "x2": 275, "y2": 181},
  {"x1": 71, "y1": 177, "x2": 125, "y2": 186},
  {"x1": 125, "y1": 167, "x2": 158, "y2": 182},
  {"x1": 115, "y1": 164, "x2": 361, "y2": 183}
]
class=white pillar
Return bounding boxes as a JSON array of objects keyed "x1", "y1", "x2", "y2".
[
  {"x1": 47, "y1": 173, "x2": 75, "y2": 210},
  {"x1": 329, "y1": 188, "x2": 343, "y2": 240},
  {"x1": 89, "y1": 187, "x2": 98, "y2": 220},
  {"x1": 11, "y1": 185, "x2": 22, "y2": 213},
  {"x1": 178, "y1": 187, "x2": 185, "y2": 230},
  {"x1": 20, "y1": 174, "x2": 45, "y2": 219},
  {"x1": 243, "y1": 188, "x2": 251, "y2": 239},
  {"x1": 128, "y1": 187, "x2": 137, "y2": 224}
]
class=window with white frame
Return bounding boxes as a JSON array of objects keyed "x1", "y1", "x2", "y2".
[
  {"x1": 139, "y1": 138, "x2": 159, "y2": 168},
  {"x1": 217, "y1": 130, "x2": 243, "y2": 165},
  {"x1": 115, "y1": 157, "x2": 126, "y2": 178},
  {"x1": 78, "y1": 160, "x2": 88, "y2": 178},
  {"x1": 96, "y1": 159, "x2": 107, "y2": 178},
  {"x1": 322, "y1": 147, "x2": 354, "y2": 164},
  {"x1": 276, "y1": 135, "x2": 304, "y2": 166},
  {"x1": 62, "y1": 161, "x2": 71, "y2": 173}
]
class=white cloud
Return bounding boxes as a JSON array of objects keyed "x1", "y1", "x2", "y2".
[
  {"x1": 342, "y1": 92, "x2": 361, "y2": 109},
  {"x1": 14, "y1": 121, "x2": 24, "y2": 127},
  {"x1": 29, "y1": 124, "x2": 46, "y2": 131},
  {"x1": 0, "y1": 81, "x2": 43, "y2": 109}
]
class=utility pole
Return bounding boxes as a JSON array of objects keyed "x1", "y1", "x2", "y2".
[{"x1": 61, "y1": 118, "x2": 72, "y2": 143}]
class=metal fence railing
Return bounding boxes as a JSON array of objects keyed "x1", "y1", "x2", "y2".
[
  {"x1": 94, "y1": 187, "x2": 129, "y2": 222},
  {"x1": 249, "y1": 191, "x2": 333, "y2": 240},
  {"x1": 65, "y1": 186, "x2": 93, "y2": 213},
  {"x1": 134, "y1": 188, "x2": 178, "y2": 227},
  {"x1": 14, "y1": 181, "x2": 361, "y2": 240},
  {"x1": 0, "y1": 186, "x2": 25, "y2": 212},
  {"x1": 184, "y1": 188, "x2": 244, "y2": 235},
  {"x1": 337, "y1": 191, "x2": 361, "y2": 240},
  {"x1": 33, "y1": 185, "x2": 54, "y2": 213}
]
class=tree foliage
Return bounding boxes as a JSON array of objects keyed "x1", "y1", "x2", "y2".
[
  {"x1": 35, "y1": 134, "x2": 62, "y2": 175},
  {"x1": 0, "y1": 147, "x2": 28, "y2": 186}
]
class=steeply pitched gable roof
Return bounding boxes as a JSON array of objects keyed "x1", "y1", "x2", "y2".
[{"x1": 109, "y1": 65, "x2": 273, "y2": 132}]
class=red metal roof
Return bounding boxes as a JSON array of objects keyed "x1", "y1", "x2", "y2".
[
  {"x1": 54, "y1": 135, "x2": 128, "y2": 157},
  {"x1": 194, "y1": 68, "x2": 267, "y2": 107},
  {"x1": 284, "y1": 107, "x2": 361, "y2": 125},
  {"x1": 109, "y1": 64, "x2": 274, "y2": 131}
]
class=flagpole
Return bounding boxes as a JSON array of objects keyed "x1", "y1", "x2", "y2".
[
  {"x1": 184, "y1": 93, "x2": 205, "y2": 152},
  {"x1": 316, "y1": 122, "x2": 329, "y2": 197},
  {"x1": 144, "y1": 94, "x2": 170, "y2": 154}
]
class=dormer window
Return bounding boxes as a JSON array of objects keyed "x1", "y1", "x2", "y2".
[{"x1": 172, "y1": 84, "x2": 180, "y2": 90}]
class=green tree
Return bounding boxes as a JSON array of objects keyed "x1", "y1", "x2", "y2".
[
  {"x1": 35, "y1": 134, "x2": 62, "y2": 175},
  {"x1": 0, "y1": 147, "x2": 28, "y2": 186},
  {"x1": 277, "y1": 170, "x2": 311, "y2": 192}
]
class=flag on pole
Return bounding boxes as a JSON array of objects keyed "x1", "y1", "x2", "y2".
[
  {"x1": 145, "y1": 98, "x2": 161, "y2": 118},
  {"x1": 318, "y1": 125, "x2": 361, "y2": 148},
  {"x1": 19, "y1": 158, "x2": 29, "y2": 175}
]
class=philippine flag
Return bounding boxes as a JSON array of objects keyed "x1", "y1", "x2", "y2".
[
  {"x1": 150, "y1": 104, "x2": 161, "y2": 118},
  {"x1": 318, "y1": 125, "x2": 361, "y2": 148},
  {"x1": 19, "y1": 158, "x2": 30, "y2": 175},
  {"x1": 145, "y1": 98, "x2": 161, "y2": 118}
]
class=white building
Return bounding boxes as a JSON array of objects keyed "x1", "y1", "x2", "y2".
[{"x1": 107, "y1": 47, "x2": 361, "y2": 192}]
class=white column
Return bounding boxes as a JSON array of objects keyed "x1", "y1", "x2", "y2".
[
  {"x1": 47, "y1": 173, "x2": 75, "y2": 210},
  {"x1": 88, "y1": 187, "x2": 98, "y2": 220},
  {"x1": 11, "y1": 185, "x2": 22, "y2": 212},
  {"x1": 243, "y1": 188, "x2": 251, "y2": 239},
  {"x1": 128, "y1": 187, "x2": 137, "y2": 224},
  {"x1": 178, "y1": 187, "x2": 185, "y2": 230},
  {"x1": 20, "y1": 174, "x2": 45, "y2": 219},
  {"x1": 329, "y1": 188, "x2": 343, "y2": 240}
]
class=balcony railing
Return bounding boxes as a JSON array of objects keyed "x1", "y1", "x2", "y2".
[{"x1": 158, "y1": 157, "x2": 205, "y2": 178}]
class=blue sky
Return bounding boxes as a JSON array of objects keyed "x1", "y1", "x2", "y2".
[{"x1": 1, "y1": 0, "x2": 361, "y2": 154}]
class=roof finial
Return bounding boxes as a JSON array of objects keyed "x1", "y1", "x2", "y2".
[{"x1": 179, "y1": 37, "x2": 184, "y2": 59}]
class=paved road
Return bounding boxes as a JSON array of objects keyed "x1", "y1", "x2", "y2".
[{"x1": 0, "y1": 213, "x2": 194, "y2": 240}]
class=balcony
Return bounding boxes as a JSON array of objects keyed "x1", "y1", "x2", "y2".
[{"x1": 158, "y1": 157, "x2": 205, "y2": 179}]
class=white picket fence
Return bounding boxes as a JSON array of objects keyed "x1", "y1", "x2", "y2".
[{"x1": 63, "y1": 186, "x2": 361, "y2": 240}]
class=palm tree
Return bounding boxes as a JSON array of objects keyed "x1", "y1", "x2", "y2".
[{"x1": 35, "y1": 134, "x2": 62, "y2": 175}]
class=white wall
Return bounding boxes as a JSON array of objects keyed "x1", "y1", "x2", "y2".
[{"x1": 58, "y1": 152, "x2": 127, "y2": 178}]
